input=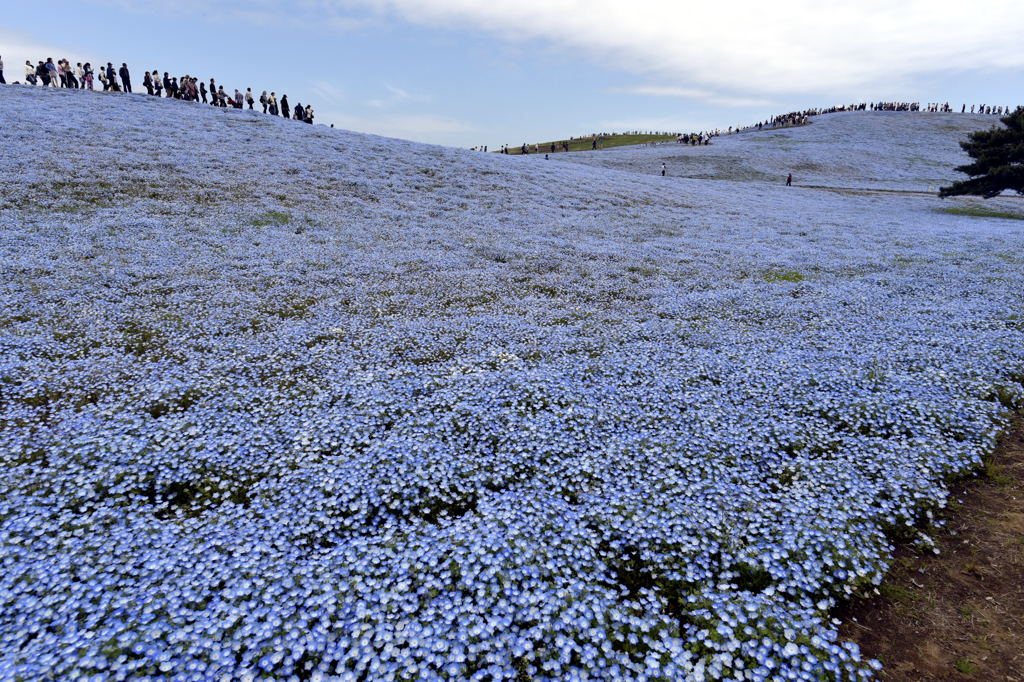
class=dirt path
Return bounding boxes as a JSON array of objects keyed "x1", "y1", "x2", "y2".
[{"x1": 839, "y1": 415, "x2": 1024, "y2": 680}]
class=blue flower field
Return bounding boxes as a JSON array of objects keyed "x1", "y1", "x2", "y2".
[{"x1": 1, "y1": 87, "x2": 1023, "y2": 680}]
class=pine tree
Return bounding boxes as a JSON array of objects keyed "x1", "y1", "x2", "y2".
[{"x1": 939, "y1": 107, "x2": 1024, "y2": 198}]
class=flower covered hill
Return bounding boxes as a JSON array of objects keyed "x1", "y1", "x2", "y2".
[
  {"x1": 1, "y1": 85, "x2": 1024, "y2": 681},
  {"x1": 563, "y1": 111, "x2": 1000, "y2": 191}
]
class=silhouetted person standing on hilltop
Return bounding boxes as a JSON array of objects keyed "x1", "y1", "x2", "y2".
[
  {"x1": 106, "y1": 63, "x2": 117, "y2": 91},
  {"x1": 143, "y1": 70, "x2": 153, "y2": 95},
  {"x1": 209, "y1": 79, "x2": 217, "y2": 104},
  {"x1": 199, "y1": 81, "x2": 207, "y2": 103},
  {"x1": 246, "y1": 88, "x2": 254, "y2": 109},
  {"x1": 281, "y1": 95, "x2": 290, "y2": 119},
  {"x1": 119, "y1": 64, "x2": 131, "y2": 93}
]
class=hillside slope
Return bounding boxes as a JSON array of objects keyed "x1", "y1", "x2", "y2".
[
  {"x1": 1, "y1": 86, "x2": 1024, "y2": 681},
  {"x1": 560, "y1": 111, "x2": 1001, "y2": 190}
]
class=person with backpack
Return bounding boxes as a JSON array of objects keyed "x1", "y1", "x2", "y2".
[
  {"x1": 260, "y1": 90, "x2": 268, "y2": 113},
  {"x1": 119, "y1": 63, "x2": 131, "y2": 93},
  {"x1": 45, "y1": 58, "x2": 58, "y2": 87},
  {"x1": 294, "y1": 102, "x2": 303, "y2": 120}
]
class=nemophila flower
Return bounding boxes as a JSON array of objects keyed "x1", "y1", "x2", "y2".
[{"x1": 1, "y1": 89, "x2": 1023, "y2": 679}]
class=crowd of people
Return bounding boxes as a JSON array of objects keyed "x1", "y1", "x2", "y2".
[
  {"x1": 728, "y1": 100, "x2": 1020, "y2": 137},
  {"x1": 3, "y1": 54, "x2": 316, "y2": 124}
]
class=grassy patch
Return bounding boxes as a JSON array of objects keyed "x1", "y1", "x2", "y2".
[
  {"x1": 763, "y1": 269, "x2": 805, "y2": 283},
  {"x1": 939, "y1": 206, "x2": 1024, "y2": 221},
  {"x1": 954, "y1": 657, "x2": 976, "y2": 674},
  {"x1": 878, "y1": 582, "x2": 916, "y2": 604},
  {"x1": 250, "y1": 210, "x2": 291, "y2": 227},
  {"x1": 502, "y1": 133, "x2": 678, "y2": 155},
  {"x1": 984, "y1": 460, "x2": 1011, "y2": 485}
]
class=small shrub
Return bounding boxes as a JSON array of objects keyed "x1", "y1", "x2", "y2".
[{"x1": 939, "y1": 206, "x2": 1024, "y2": 221}]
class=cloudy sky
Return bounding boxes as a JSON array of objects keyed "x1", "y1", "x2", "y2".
[{"x1": 3, "y1": 1, "x2": 1024, "y2": 148}]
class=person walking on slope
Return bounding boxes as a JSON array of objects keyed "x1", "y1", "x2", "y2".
[
  {"x1": 83, "y1": 63, "x2": 94, "y2": 90},
  {"x1": 260, "y1": 90, "x2": 268, "y2": 113},
  {"x1": 119, "y1": 64, "x2": 131, "y2": 93},
  {"x1": 661, "y1": 162, "x2": 666, "y2": 177},
  {"x1": 786, "y1": 173, "x2": 792, "y2": 186},
  {"x1": 245, "y1": 88, "x2": 254, "y2": 109},
  {"x1": 24, "y1": 61, "x2": 36, "y2": 85},
  {"x1": 143, "y1": 70, "x2": 153, "y2": 95},
  {"x1": 75, "y1": 63, "x2": 85, "y2": 88},
  {"x1": 106, "y1": 63, "x2": 118, "y2": 91},
  {"x1": 304, "y1": 104, "x2": 313, "y2": 124},
  {"x1": 268, "y1": 92, "x2": 278, "y2": 116},
  {"x1": 281, "y1": 94, "x2": 290, "y2": 118}
]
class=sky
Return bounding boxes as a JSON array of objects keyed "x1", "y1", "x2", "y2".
[{"x1": 2, "y1": 0, "x2": 1024, "y2": 149}]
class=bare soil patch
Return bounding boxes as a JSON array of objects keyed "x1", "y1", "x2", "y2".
[{"x1": 839, "y1": 415, "x2": 1024, "y2": 680}]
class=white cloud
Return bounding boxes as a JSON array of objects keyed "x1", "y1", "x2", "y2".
[
  {"x1": 0, "y1": 29, "x2": 90, "y2": 79},
  {"x1": 338, "y1": 0, "x2": 1024, "y2": 94},
  {"x1": 614, "y1": 85, "x2": 771, "y2": 108}
]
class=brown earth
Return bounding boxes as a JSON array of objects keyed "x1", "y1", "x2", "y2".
[{"x1": 839, "y1": 415, "x2": 1024, "y2": 680}]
